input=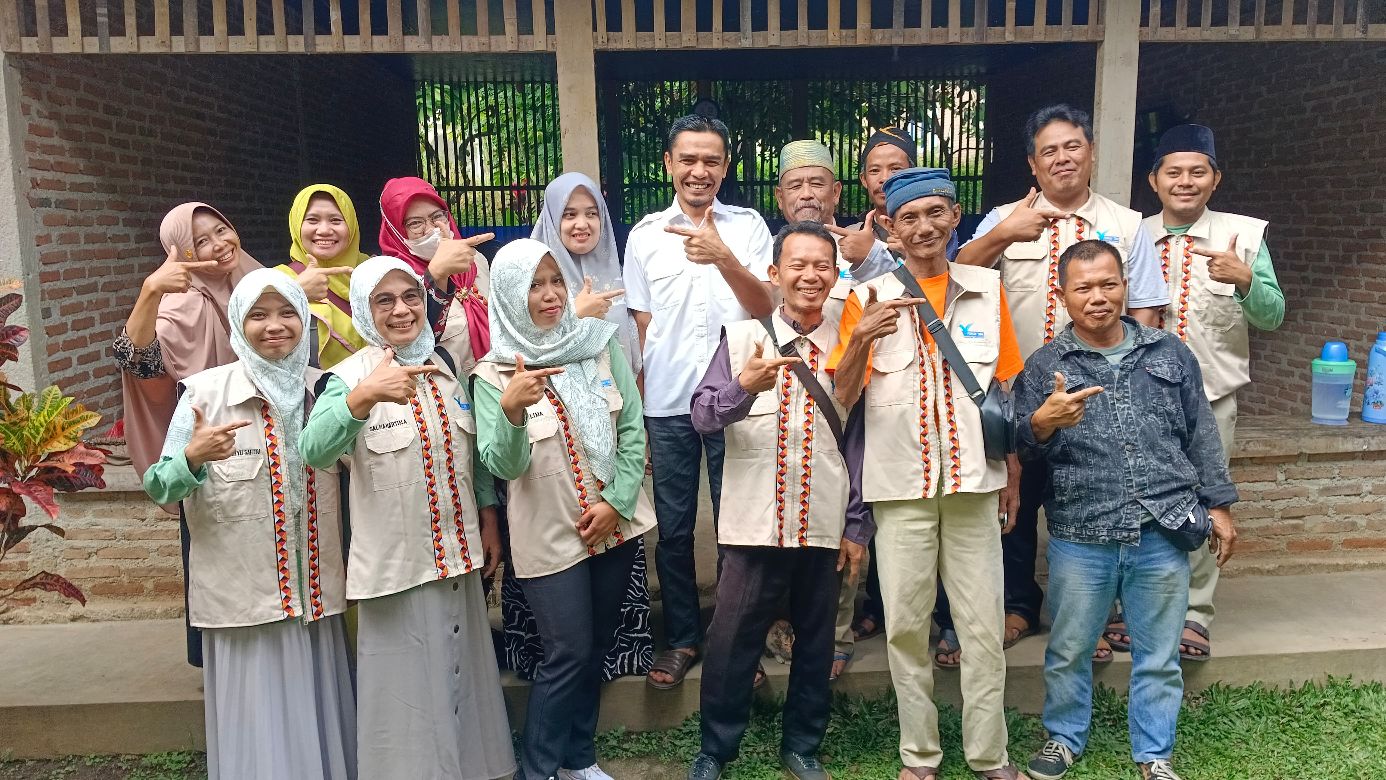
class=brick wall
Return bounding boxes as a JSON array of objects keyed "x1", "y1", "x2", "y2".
[
  {"x1": 1134, "y1": 42, "x2": 1386, "y2": 415},
  {"x1": 16, "y1": 53, "x2": 417, "y2": 423}
]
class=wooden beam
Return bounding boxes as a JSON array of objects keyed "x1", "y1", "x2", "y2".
[
  {"x1": 357, "y1": 0, "x2": 371, "y2": 49},
  {"x1": 532, "y1": 0, "x2": 546, "y2": 49},
  {"x1": 302, "y1": 0, "x2": 315, "y2": 51},
  {"x1": 477, "y1": 0, "x2": 490, "y2": 49},
  {"x1": 244, "y1": 0, "x2": 258, "y2": 50},
  {"x1": 66, "y1": 0, "x2": 82, "y2": 50},
  {"x1": 554, "y1": 0, "x2": 599, "y2": 181},
  {"x1": 125, "y1": 0, "x2": 137, "y2": 51},
  {"x1": 827, "y1": 0, "x2": 839, "y2": 45},
  {"x1": 332, "y1": 0, "x2": 347, "y2": 51},
  {"x1": 36, "y1": 0, "x2": 51, "y2": 52},
  {"x1": 94, "y1": 0, "x2": 109, "y2": 51},
  {"x1": 273, "y1": 0, "x2": 287, "y2": 51},
  {"x1": 684, "y1": 0, "x2": 697, "y2": 46},
  {"x1": 622, "y1": 0, "x2": 634, "y2": 47},
  {"x1": 155, "y1": 0, "x2": 171, "y2": 51},
  {"x1": 1092, "y1": 0, "x2": 1139, "y2": 205},
  {"x1": 388, "y1": 0, "x2": 404, "y2": 49},
  {"x1": 595, "y1": 0, "x2": 607, "y2": 45},
  {"x1": 768, "y1": 0, "x2": 778, "y2": 46},
  {"x1": 181, "y1": 0, "x2": 197, "y2": 51},
  {"x1": 502, "y1": 0, "x2": 517, "y2": 51},
  {"x1": 741, "y1": 0, "x2": 752, "y2": 46}
]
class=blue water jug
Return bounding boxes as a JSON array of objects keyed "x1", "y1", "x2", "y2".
[
  {"x1": 1311, "y1": 341, "x2": 1355, "y2": 426},
  {"x1": 1364, "y1": 332, "x2": 1386, "y2": 424}
]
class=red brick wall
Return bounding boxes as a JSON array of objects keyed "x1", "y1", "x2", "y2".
[
  {"x1": 1134, "y1": 42, "x2": 1386, "y2": 415},
  {"x1": 17, "y1": 54, "x2": 417, "y2": 422}
]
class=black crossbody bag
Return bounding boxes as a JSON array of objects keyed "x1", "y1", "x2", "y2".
[
  {"x1": 756, "y1": 317, "x2": 844, "y2": 452},
  {"x1": 887, "y1": 266, "x2": 1014, "y2": 461}
]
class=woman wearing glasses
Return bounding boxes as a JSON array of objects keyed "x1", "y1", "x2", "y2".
[
  {"x1": 378, "y1": 177, "x2": 496, "y2": 376},
  {"x1": 300, "y1": 256, "x2": 512, "y2": 780}
]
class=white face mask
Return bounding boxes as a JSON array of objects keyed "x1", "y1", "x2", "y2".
[{"x1": 404, "y1": 227, "x2": 443, "y2": 260}]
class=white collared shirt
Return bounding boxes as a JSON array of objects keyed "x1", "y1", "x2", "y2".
[{"x1": 624, "y1": 198, "x2": 774, "y2": 417}]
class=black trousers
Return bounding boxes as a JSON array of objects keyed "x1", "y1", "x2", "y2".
[
  {"x1": 516, "y1": 539, "x2": 638, "y2": 779},
  {"x1": 934, "y1": 458, "x2": 1048, "y2": 632},
  {"x1": 700, "y1": 545, "x2": 839, "y2": 764}
]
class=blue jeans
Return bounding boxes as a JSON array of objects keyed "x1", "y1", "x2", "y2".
[
  {"x1": 1043, "y1": 528, "x2": 1189, "y2": 763},
  {"x1": 645, "y1": 414, "x2": 724, "y2": 650}
]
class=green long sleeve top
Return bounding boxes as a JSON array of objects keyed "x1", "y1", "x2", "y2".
[
  {"x1": 299, "y1": 375, "x2": 498, "y2": 509},
  {"x1": 1166, "y1": 225, "x2": 1286, "y2": 331},
  {"x1": 472, "y1": 339, "x2": 646, "y2": 520}
]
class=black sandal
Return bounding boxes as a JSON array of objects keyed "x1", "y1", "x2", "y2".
[
  {"x1": 646, "y1": 649, "x2": 700, "y2": 690},
  {"x1": 1180, "y1": 620, "x2": 1211, "y2": 662}
]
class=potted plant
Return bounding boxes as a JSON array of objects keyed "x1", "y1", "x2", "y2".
[{"x1": 0, "y1": 287, "x2": 107, "y2": 613}]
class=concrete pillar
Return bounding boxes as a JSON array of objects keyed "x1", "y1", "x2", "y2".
[
  {"x1": 0, "y1": 53, "x2": 48, "y2": 392},
  {"x1": 1092, "y1": 0, "x2": 1140, "y2": 206},
  {"x1": 554, "y1": 0, "x2": 600, "y2": 182}
]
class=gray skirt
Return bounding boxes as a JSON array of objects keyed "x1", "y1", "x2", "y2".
[
  {"x1": 357, "y1": 573, "x2": 516, "y2": 780},
  {"x1": 203, "y1": 615, "x2": 357, "y2": 780}
]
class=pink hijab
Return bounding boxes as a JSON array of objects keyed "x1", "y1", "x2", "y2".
[
  {"x1": 120, "y1": 203, "x2": 261, "y2": 494},
  {"x1": 377, "y1": 177, "x2": 490, "y2": 363}
]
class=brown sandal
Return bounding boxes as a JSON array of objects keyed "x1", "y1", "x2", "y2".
[{"x1": 646, "y1": 649, "x2": 700, "y2": 690}]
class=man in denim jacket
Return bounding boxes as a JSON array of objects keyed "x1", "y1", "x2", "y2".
[{"x1": 1012, "y1": 240, "x2": 1238, "y2": 780}]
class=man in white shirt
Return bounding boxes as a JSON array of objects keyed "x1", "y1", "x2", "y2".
[{"x1": 624, "y1": 114, "x2": 775, "y2": 689}]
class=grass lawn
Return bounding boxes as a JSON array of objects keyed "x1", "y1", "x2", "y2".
[{"x1": 3, "y1": 679, "x2": 1383, "y2": 779}]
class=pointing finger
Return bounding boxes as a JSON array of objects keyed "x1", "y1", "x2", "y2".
[
  {"x1": 598, "y1": 288, "x2": 625, "y2": 301},
  {"x1": 529, "y1": 367, "x2": 566, "y2": 378},
  {"x1": 215, "y1": 420, "x2": 253, "y2": 433},
  {"x1": 181, "y1": 259, "x2": 224, "y2": 271},
  {"x1": 1072, "y1": 386, "x2": 1105, "y2": 401},
  {"x1": 663, "y1": 225, "x2": 698, "y2": 238},
  {"x1": 464, "y1": 232, "x2": 496, "y2": 246},
  {"x1": 1035, "y1": 208, "x2": 1070, "y2": 221},
  {"x1": 882, "y1": 297, "x2": 927, "y2": 309},
  {"x1": 766, "y1": 357, "x2": 802, "y2": 367},
  {"x1": 822, "y1": 223, "x2": 851, "y2": 237},
  {"x1": 403, "y1": 365, "x2": 442, "y2": 376},
  {"x1": 1052, "y1": 372, "x2": 1067, "y2": 395},
  {"x1": 321, "y1": 266, "x2": 352, "y2": 276}
]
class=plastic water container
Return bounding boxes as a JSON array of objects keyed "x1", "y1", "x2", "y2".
[
  {"x1": 1311, "y1": 341, "x2": 1355, "y2": 425},
  {"x1": 1363, "y1": 331, "x2": 1386, "y2": 424}
]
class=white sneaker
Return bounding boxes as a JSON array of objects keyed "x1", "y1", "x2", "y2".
[{"x1": 558, "y1": 765, "x2": 615, "y2": 780}]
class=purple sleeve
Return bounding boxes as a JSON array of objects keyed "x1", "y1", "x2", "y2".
[
  {"x1": 841, "y1": 403, "x2": 875, "y2": 545},
  {"x1": 690, "y1": 334, "x2": 756, "y2": 435}
]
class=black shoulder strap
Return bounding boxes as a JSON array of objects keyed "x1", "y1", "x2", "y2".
[
  {"x1": 757, "y1": 316, "x2": 845, "y2": 451},
  {"x1": 888, "y1": 266, "x2": 986, "y2": 406},
  {"x1": 431, "y1": 345, "x2": 458, "y2": 376}
]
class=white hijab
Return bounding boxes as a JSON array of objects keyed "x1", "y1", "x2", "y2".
[
  {"x1": 349, "y1": 256, "x2": 437, "y2": 366},
  {"x1": 483, "y1": 238, "x2": 619, "y2": 483},
  {"x1": 531, "y1": 172, "x2": 642, "y2": 374}
]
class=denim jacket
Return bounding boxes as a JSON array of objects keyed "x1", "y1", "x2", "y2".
[{"x1": 1014, "y1": 317, "x2": 1237, "y2": 545}]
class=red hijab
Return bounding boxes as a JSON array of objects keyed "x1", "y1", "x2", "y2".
[{"x1": 378, "y1": 177, "x2": 489, "y2": 362}]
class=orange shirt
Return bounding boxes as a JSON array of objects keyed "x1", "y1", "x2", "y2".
[{"x1": 828, "y1": 272, "x2": 1025, "y2": 383}]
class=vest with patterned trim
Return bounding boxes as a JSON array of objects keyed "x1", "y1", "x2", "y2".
[
  {"x1": 1143, "y1": 209, "x2": 1268, "y2": 401},
  {"x1": 992, "y1": 190, "x2": 1145, "y2": 360},
  {"x1": 858, "y1": 264, "x2": 1007, "y2": 501},
  {"x1": 472, "y1": 349, "x2": 656, "y2": 578},
  {"x1": 179, "y1": 362, "x2": 347, "y2": 629},
  {"x1": 718, "y1": 315, "x2": 850, "y2": 549},
  {"x1": 330, "y1": 345, "x2": 482, "y2": 600}
]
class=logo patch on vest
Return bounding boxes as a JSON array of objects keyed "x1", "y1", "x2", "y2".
[
  {"x1": 1095, "y1": 230, "x2": 1121, "y2": 246},
  {"x1": 453, "y1": 398, "x2": 470, "y2": 412},
  {"x1": 601, "y1": 378, "x2": 614, "y2": 388},
  {"x1": 959, "y1": 323, "x2": 987, "y2": 339}
]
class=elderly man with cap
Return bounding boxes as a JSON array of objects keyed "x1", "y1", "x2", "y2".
[
  {"x1": 831, "y1": 167, "x2": 1029, "y2": 780},
  {"x1": 1102, "y1": 123, "x2": 1277, "y2": 663},
  {"x1": 954, "y1": 104, "x2": 1170, "y2": 662},
  {"x1": 772, "y1": 139, "x2": 897, "y2": 681},
  {"x1": 685, "y1": 221, "x2": 870, "y2": 780}
]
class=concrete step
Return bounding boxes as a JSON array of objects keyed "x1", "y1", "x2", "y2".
[{"x1": 2, "y1": 570, "x2": 1385, "y2": 758}]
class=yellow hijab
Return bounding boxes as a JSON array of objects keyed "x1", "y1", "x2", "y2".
[{"x1": 278, "y1": 184, "x2": 369, "y2": 368}]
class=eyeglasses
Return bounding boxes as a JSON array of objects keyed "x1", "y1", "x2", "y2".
[
  {"x1": 370, "y1": 289, "x2": 424, "y2": 310},
  {"x1": 403, "y1": 210, "x2": 451, "y2": 233}
]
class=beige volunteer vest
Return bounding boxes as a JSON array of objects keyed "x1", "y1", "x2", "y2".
[
  {"x1": 330, "y1": 345, "x2": 482, "y2": 600},
  {"x1": 858, "y1": 264, "x2": 1007, "y2": 501},
  {"x1": 1144, "y1": 209, "x2": 1268, "y2": 401},
  {"x1": 718, "y1": 314, "x2": 850, "y2": 549},
  {"x1": 180, "y1": 362, "x2": 347, "y2": 629},
  {"x1": 437, "y1": 253, "x2": 493, "y2": 376},
  {"x1": 472, "y1": 349, "x2": 655, "y2": 579},
  {"x1": 992, "y1": 189, "x2": 1145, "y2": 360}
]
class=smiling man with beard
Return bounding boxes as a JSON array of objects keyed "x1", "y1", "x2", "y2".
[
  {"x1": 830, "y1": 168, "x2": 1028, "y2": 780},
  {"x1": 1013, "y1": 239, "x2": 1236, "y2": 780},
  {"x1": 624, "y1": 114, "x2": 776, "y2": 691}
]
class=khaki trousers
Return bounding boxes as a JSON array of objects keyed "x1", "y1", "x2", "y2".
[
  {"x1": 875, "y1": 490, "x2": 1010, "y2": 772},
  {"x1": 1186, "y1": 393, "x2": 1237, "y2": 629},
  {"x1": 834, "y1": 546, "x2": 867, "y2": 654}
]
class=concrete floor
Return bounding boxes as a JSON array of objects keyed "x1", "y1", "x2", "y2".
[{"x1": 3, "y1": 568, "x2": 1385, "y2": 758}]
